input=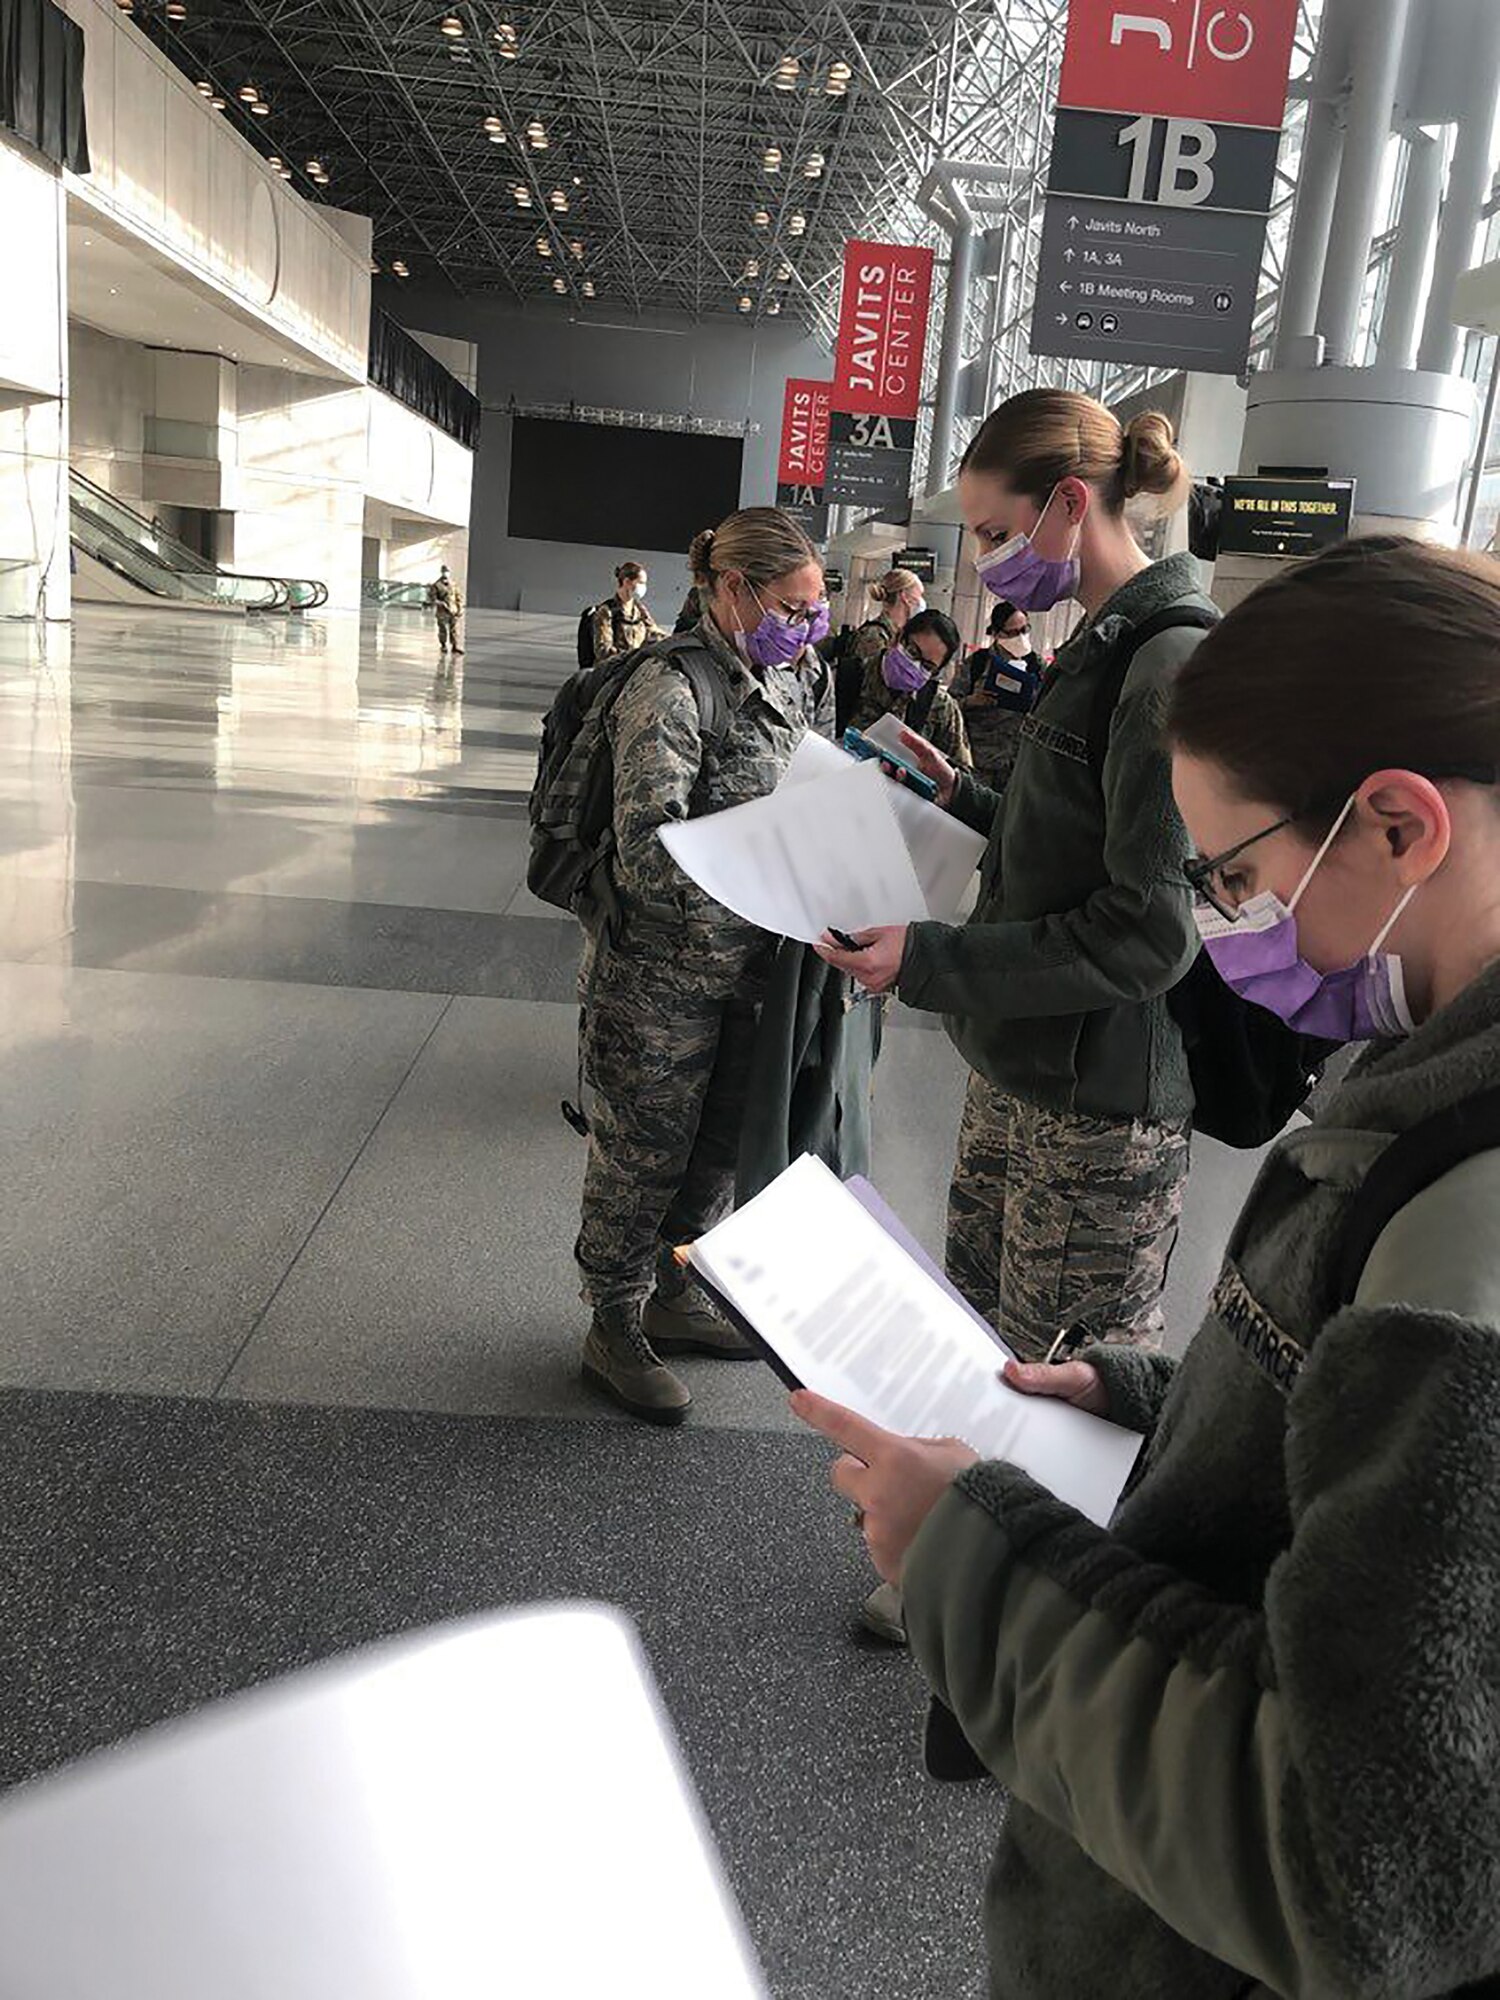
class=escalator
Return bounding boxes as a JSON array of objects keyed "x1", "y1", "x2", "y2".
[{"x1": 69, "y1": 472, "x2": 329, "y2": 613}]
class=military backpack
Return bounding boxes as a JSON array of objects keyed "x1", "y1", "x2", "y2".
[{"x1": 528, "y1": 635, "x2": 731, "y2": 940}]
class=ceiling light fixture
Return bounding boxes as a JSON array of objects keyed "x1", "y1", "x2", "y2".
[
  {"x1": 773, "y1": 55, "x2": 799, "y2": 89},
  {"x1": 439, "y1": 14, "x2": 464, "y2": 37},
  {"x1": 165, "y1": 2, "x2": 187, "y2": 19},
  {"x1": 738, "y1": 295, "x2": 753, "y2": 313},
  {"x1": 548, "y1": 188, "x2": 568, "y2": 211},
  {"x1": 525, "y1": 119, "x2": 548, "y2": 150},
  {"x1": 767, "y1": 299, "x2": 782, "y2": 315},
  {"x1": 267, "y1": 155, "x2": 284, "y2": 170},
  {"x1": 752, "y1": 207, "x2": 770, "y2": 227},
  {"x1": 209, "y1": 95, "x2": 226, "y2": 110},
  {"x1": 762, "y1": 146, "x2": 781, "y2": 172},
  {"x1": 113, "y1": 0, "x2": 133, "y2": 11},
  {"x1": 552, "y1": 275, "x2": 567, "y2": 293},
  {"x1": 775, "y1": 259, "x2": 792, "y2": 280},
  {"x1": 825, "y1": 59, "x2": 852, "y2": 94},
  {"x1": 194, "y1": 80, "x2": 213, "y2": 95},
  {"x1": 788, "y1": 211, "x2": 806, "y2": 235},
  {"x1": 803, "y1": 151, "x2": 824, "y2": 178},
  {"x1": 569, "y1": 238, "x2": 584, "y2": 260},
  {"x1": 581, "y1": 279, "x2": 595, "y2": 297},
  {"x1": 743, "y1": 257, "x2": 760, "y2": 278},
  {"x1": 483, "y1": 114, "x2": 504, "y2": 133},
  {"x1": 250, "y1": 100, "x2": 271, "y2": 116},
  {"x1": 535, "y1": 235, "x2": 553, "y2": 257},
  {"x1": 391, "y1": 259, "x2": 409, "y2": 277},
  {"x1": 513, "y1": 185, "x2": 533, "y2": 205},
  {"x1": 238, "y1": 83, "x2": 260, "y2": 101},
  {"x1": 493, "y1": 22, "x2": 519, "y2": 57}
]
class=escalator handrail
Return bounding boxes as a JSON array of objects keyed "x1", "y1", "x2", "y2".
[
  {"x1": 70, "y1": 502, "x2": 284, "y2": 611},
  {"x1": 70, "y1": 472, "x2": 327, "y2": 612}
]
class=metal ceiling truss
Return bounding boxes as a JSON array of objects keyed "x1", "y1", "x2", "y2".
[{"x1": 130, "y1": 0, "x2": 1351, "y2": 496}]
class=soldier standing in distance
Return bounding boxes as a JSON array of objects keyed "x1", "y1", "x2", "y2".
[
  {"x1": 577, "y1": 509, "x2": 828, "y2": 1425},
  {"x1": 589, "y1": 560, "x2": 663, "y2": 663},
  {"x1": 429, "y1": 565, "x2": 464, "y2": 656}
]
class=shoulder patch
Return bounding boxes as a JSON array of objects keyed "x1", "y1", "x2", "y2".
[{"x1": 1210, "y1": 1262, "x2": 1306, "y2": 1394}]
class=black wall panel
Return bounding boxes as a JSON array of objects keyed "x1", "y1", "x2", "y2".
[{"x1": 508, "y1": 416, "x2": 743, "y2": 551}]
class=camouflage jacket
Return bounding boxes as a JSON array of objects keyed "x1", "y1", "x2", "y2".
[
  {"x1": 591, "y1": 595, "x2": 661, "y2": 663},
  {"x1": 605, "y1": 617, "x2": 807, "y2": 966},
  {"x1": 849, "y1": 653, "x2": 973, "y2": 769},
  {"x1": 430, "y1": 577, "x2": 462, "y2": 614}
]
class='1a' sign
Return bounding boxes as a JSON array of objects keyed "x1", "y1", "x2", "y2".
[
  {"x1": 825, "y1": 240, "x2": 934, "y2": 509},
  {"x1": 775, "y1": 378, "x2": 832, "y2": 539}
]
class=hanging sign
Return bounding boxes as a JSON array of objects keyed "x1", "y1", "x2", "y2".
[
  {"x1": 1031, "y1": 0, "x2": 1299, "y2": 377},
  {"x1": 826, "y1": 241, "x2": 935, "y2": 508},
  {"x1": 775, "y1": 378, "x2": 833, "y2": 539}
]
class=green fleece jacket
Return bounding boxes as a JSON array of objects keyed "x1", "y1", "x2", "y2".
[
  {"x1": 904, "y1": 960, "x2": 1500, "y2": 2000},
  {"x1": 897, "y1": 554, "x2": 1211, "y2": 1123}
]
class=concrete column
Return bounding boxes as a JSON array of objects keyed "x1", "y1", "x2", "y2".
[
  {"x1": 1378, "y1": 130, "x2": 1445, "y2": 369},
  {"x1": 0, "y1": 133, "x2": 70, "y2": 620},
  {"x1": 1274, "y1": 0, "x2": 1355, "y2": 365},
  {"x1": 1417, "y1": 5, "x2": 1500, "y2": 375},
  {"x1": 927, "y1": 222, "x2": 976, "y2": 497},
  {"x1": 1315, "y1": 0, "x2": 1411, "y2": 368}
]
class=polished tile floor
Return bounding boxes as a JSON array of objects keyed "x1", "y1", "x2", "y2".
[{"x1": 0, "y1": 599, "x2": 1270, "y2": 1995}]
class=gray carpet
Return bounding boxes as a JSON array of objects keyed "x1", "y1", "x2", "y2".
[{"x1": 0, "y1": 1391, "x2": 999, "y2": 1998}]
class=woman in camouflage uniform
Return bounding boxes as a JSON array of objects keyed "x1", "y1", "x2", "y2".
[
  {"x1": 577, "y1": 508, "x2": 827, "y2": 1425},
  {"x1": 849, "y1": 605, "x2": 973, "y2": 771},
  {"x1": 589, "y1": 560, "x2": 664, "y2": 663}
]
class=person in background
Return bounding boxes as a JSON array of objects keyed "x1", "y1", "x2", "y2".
[
  {"x1": 590, "y1": 561, "x2": 663, "y2": 664},
  {"x1": 429, "y1": 565, "x2": 464, "y2": 656},
  {"x1": 850, "y1": 566, "x2": 926, "y2": 673},
  {"x1": 850, "y1": 607, "x2": 972, "y2": 770},
  {"x1": 577, "y1": 508, "x2": 826, "y2": 1427},
  {"x1": 959, "y1": 598, "x2": 1046, "y2": 792},
  {"x1": 817, "y1": 388, "x2": 1208, "y2": 1645},
  {"x1": 796, "y1": 535, "x2": 1500, "y2": 2000}
]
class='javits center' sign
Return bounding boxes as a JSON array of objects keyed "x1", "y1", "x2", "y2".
[
  {"x1": 775, "y1": 378, "x2": 833, "y2": 540},
  {"x1": 824, "y1": 241, "x2": 935, "y2": 510}
]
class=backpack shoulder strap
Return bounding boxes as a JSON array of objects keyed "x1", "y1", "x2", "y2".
[
  {"x1": 908, "y1": 674, "x2": 940, "y2": 734},
  {"x1": 1085, "y1": 602, "x2": 1220, "y2": 781},
  {"x1": 1331, "y1": 1085, "x2": 1500, "y2": 1312},
  {"x1": 649, "y1": 634, "x2": 732, "y2": 744}
]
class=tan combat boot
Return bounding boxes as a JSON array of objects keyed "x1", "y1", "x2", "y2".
[
  {"x1": 581, "y1": 1305, "x2": 692, "y2": 1426},
  {"x1": 643, "y1": 1275, "x2": 758, "y2": 1361}
]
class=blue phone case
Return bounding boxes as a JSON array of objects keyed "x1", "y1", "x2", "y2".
[{"x1": 842, "y1": 727, "x2": 939, "y2": 803}]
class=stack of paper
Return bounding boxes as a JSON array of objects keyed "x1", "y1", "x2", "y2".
[
  {"x1": 659, "y1": 729, "x2": 985, "y2": 945},
  {"x1": 0, "y1": 1607, "x2": 765, "y2": 1999},
  {"x1": 687, "y1": 1155, "x2": 1140, "y2": 1528}
]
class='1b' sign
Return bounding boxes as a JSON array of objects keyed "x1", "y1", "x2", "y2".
[{"x1": 1059, "y1": 1, "x2": 1300, "y2": 127}]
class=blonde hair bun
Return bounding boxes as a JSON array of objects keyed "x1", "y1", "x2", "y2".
[{"x1": 1120, "y1": 410, "x2": 1188, "y2": 506}]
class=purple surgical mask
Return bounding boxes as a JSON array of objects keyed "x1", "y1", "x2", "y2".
[
  {"x1": 804, "y1": 600, "x2": 831, "y2": 647},
  {"x1": 974, "y1": 486, "x2": 1080, "y2": 612},
  {"x1": 736, "y1": 585, "x2": 810, "y2": 669},
  {"x1": 1195, "y1": 796, "x2": 1418, "y2": 1042},
  {"x1": 882, "y1": 645, "x2": 929, "y2": 696}
]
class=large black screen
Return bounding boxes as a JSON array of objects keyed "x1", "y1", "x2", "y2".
[{"x1": 507, "y1": 416, "x2": 744, "y2": 551}]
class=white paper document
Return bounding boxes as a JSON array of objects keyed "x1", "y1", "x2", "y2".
[
  {"x1": 660, "y1": 733, "x2": 985, "y2": 944},
  {"x1": 690, "y1": 1155, "x2": 1140, "y2": 1528},
  {"x1": 0, "y1": 1608, "x2": 765, "y2": 1999}
]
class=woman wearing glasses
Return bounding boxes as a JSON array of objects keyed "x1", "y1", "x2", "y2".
[
  {"x1": 798, "y1": 535, "x2": 1500, "y2": 1998},
  {"x1": 576, "y1": 506, "x2": 829, "y2": 1425}
]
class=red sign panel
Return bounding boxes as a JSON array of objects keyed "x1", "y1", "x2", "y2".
[
  {"x1": 832, "y1": 241, "x2": 935, "y2": 421},
  {"x1": 777, "y1": 378, "x2": 832, "y2": 488},
  {"x1": 1058, "y1": 0, "x2": 1300, "y2": 127}
]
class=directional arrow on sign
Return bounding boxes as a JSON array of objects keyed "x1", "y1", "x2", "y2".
[
  {"x1": 1068, "y1": 214, "x2": 1079, "y2": 231},
  {"x1": 1063, "y1": 247, "x2": 1075, "y2": 263},
  {"x1": 1055, "y1": 313, "x2": 1068, "y2": 325},
  {"x1": 1059, "y1": 282, "x2": 1072, "y2": 295}
]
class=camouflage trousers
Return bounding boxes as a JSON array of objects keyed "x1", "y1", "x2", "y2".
[
  {"x1": 435, "y1": 609, "x2": 461, "y2": 648},
  {"x1": 945, "y1": 1072, "x2": 1190, "y2": 1362},
  {"x1": 576, "y1": 936, "x2": 764, "y2": 1315}
]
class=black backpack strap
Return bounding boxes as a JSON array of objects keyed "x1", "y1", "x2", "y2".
[
  {"x1": 908, "y1": 674, "x2": 940, "y2": 735},
  {"x1": 1331, "y1": 1085, "x2": 1500, "y2": 1311},
  {"x1": 651, "y1": 634, "x2": 731, "y2": 745},
  {"x1": 1085, "y1": 602, "x2": 1220, "y2": 781}
]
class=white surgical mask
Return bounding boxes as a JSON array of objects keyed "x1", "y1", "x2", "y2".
[{"x1": 633, "y1": 582, "x2": 648, "y2": 603}]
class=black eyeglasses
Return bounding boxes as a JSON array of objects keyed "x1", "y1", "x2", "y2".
[{"x1": 1184, "y1": 816, "x2": 1296, "y2": 922}]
